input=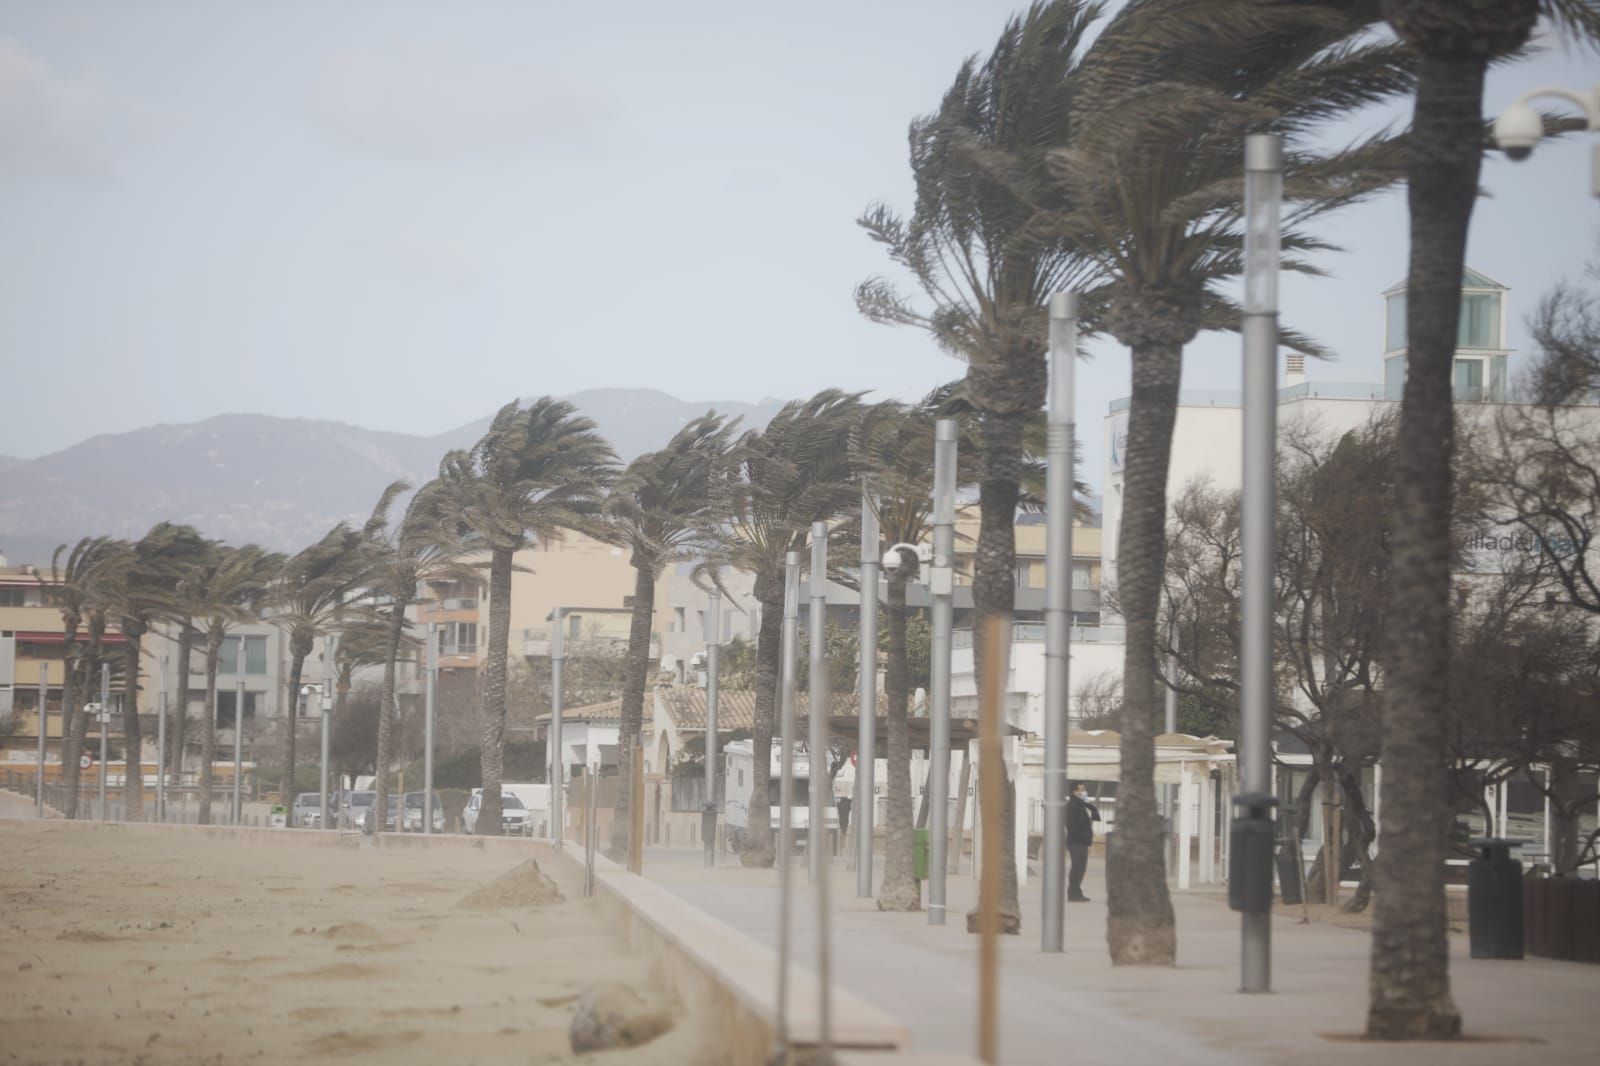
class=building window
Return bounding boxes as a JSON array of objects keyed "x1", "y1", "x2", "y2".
[
  {"x1": 442, "y1": 622, "x2": 477, "y2": 655},
  {"x1": 675, "y1": 606, "x2": 686, "y2": 633},
  {"x1": 215, "y1": 690, "x2": 260, "y2": 727},
  {"x1": 1385, "y1": 292, "x2": 1406, "y2": 352},
  {"x1": 1453, "y1": 358, "x2": 1484, "y2": 402},
  {"x1": 218, "y1": 635, "x2": 268, "y2": 675},
  {"x1": 0, "y1": 588, "x2": 24, "y2": 607},
  {"x1": 1072, "y1": 562, "x2": 1093, "y2": 590},
  {"x1": 1459, "y1": 292, "x2": 1500, "y2": 349}
]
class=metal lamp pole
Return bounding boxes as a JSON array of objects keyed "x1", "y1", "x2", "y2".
[
  {"x1": 233, "y1": 637, "x2": 245, "y2": 826},
  {"x1": 320, "y1": 634, "x2": 336, "y2": 831},
  {"x1": 155, "y1": 654, "x2": 168, "y2": 822},
  {"x1": 1042, "y1": 291, "x2": 1078, "y2": 952},
  {"x1": 36, "y1": 663, "x2": 47, "y2": 817},
  {"x1": 99, "y1": 663, "x2": 110, "y2": 822},
  {"x1": 808, "y1": 523, "x2": 834, "y2": 1058},
  {"x1": 1237, "y1": 132, "x2": 1282, "y2": 993},
  {"x1": 928, "y1": 419, "x2": 957, "y2": 925},
  {"x1": 424, "y1": 622, "x2": 437, "y2": 835},
  {"x1": 704, "y1": 589, "x2": 721, "y2": 867},
  {"x1": 856, "y1": 486, "x2": 880, "y2": 896},
  {"x1": 773, "y1": 550, "x2": 801, "y2": 1061},
  {"x1": 551, "y1": 608, "x2": 565, "y2": 850}
]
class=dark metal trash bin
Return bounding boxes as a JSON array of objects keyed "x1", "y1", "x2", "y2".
[{"x1": 1468, "y1": 838, "x2": 1523, "y2": 959}]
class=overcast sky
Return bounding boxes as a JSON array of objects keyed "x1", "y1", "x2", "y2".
[{"x1": 2, "y1": 1, "x2": 1596, "y2": 491}]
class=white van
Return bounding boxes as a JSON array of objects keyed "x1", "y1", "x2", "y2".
[{"x1": 722, "y1": 739, "x2": 839, "y2": 852}]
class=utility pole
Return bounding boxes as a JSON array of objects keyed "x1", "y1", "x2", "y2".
[
  {"x1": 424, "y1": 622, "x2": 437, "y2": 835},
  {"x1": 1042, "y1": 291, "x2": 1078, "y2": 952},
  {"x1": 928, "y1": 419, "x2": 957, "y2": 925},
  {"x1": 551, "y1": 608, "x2": 565, "y2": 851},
  {"x1": 704, "y1": 588, "x2": 721, "y2": 867},
  {"x1": 233, "y1": 636, "x2": 245, "y2": 826},
  {"x1": 1235, "y1": 132, "x2": 1282, "y2": 993},
  {"x1": 773, "y1": 550, "x2": 801, "y2": 1063},
  {"x1": 856, "y1": 486, "x2": 879, "y2": 897},
  {"x1": 808, "y1": 522, "x2": 833, "y2": 1057}
]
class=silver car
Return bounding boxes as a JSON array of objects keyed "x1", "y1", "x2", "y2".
[
  {"x1": 402, "y1": 791, "x2": 445, "y2": 832},
  {"x1": 462, "y1": 790, "x2": 531, "y2": 835}
]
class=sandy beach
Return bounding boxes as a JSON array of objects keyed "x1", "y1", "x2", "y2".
[{"x1": 0, "y1": 817, "x2": 708, "y2": 1065}]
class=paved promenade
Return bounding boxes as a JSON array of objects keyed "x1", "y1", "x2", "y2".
[{"x1": 642, "y1": 847, "x2": 1599, "y2": 1065}]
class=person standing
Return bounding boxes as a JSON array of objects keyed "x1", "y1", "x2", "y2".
[{"x1": 1066, "y1": 781, "x2": 1101, "y2": 902}]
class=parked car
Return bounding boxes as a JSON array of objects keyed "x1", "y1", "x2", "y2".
[
  {"x1": 351, "y1": 793, "x2": 400, "y2": 833},
  {"x1": 402, "y1": 791, "x2": 445, "y2": 832},
  {"x1": 292, "y1": 792, "x2": 325, "y2": 828},
  {"x1": 462, "y1": 789, "x2": 532, "y2": 836}
]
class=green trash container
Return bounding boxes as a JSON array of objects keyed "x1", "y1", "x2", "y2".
[{"x1": 913, "y1": 828, "x2": 930, "y2": 881}]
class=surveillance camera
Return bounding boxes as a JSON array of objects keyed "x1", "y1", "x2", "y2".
[
  {"x1": 882, "y1": 548, "x2": 904, "y2": 572},
  {"x1": 1493, "y1": 103, "x2": 1542, "y2": 162}
]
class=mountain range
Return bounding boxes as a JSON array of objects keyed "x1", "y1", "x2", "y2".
[{"x1": 0, "y1": 389, "x2": 785, "y2": 568}]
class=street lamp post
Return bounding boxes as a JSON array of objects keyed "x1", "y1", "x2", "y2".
[
  {"x1": 551, "y1": 608, "x2": 565, "y2": 851},
  {"x1": 156, "y1": 655, "x2": 168, "y2": 823},
  {"x1": 424, "y1": 622, "x2": 437, "y2": 836},
  {"x1": 1234, "y1": 132, "x2": 1283, "y2": 994},
  {"x1": 1493, "y1": 84, "x2": 1600, "y2": 197},
  {"x1": 320, "y1": 635, "x2": 336, "y2": 831},
  {"x1": 704, "y1": 588, "x2": 721, "y2": 868},
  {"x1": 35, "y1": 663, "x2": 47, "y2": 817},
  {"x1": 98, "y1": 662, "x2": 110, "y2": 822},
  {"x1": 928, "y1": 419, "x2": 957, "y2": 926},
  {"x1": 773, "y1": 550, "x2": 802, "y2": 1062},
  {"x1": 1041, "y1": 291, "x2": 1078, "y2": 953},
  {"x1": 233, "y1": 637, "x2": 246, "y2": 827},
  {"x1": 857, "y1": 486, "x2": 880, "y2": 897}
]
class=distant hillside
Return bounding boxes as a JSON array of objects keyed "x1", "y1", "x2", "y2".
[{"x1": 0, "y1": 391, "x2": 784, "y2": 567}]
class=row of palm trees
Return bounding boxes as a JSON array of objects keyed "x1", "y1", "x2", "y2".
[{"x1": 856, "y1": 0, "x2": 1599, "y2": 1040}]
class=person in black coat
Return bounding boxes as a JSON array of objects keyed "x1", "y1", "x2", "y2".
[{"x1": 1066, "y1": 781, "x2": 1101, "y2": 902}]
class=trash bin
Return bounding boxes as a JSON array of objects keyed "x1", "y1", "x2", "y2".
[
  {"x1": 1468, "y1": 838, "x2": 1524, "y2": 959},
  {"x1": 269, "y1": 804, "x2": 287, "y2": 829},
  {"x1": 913, "y1": 828, "x2": 929, "y2": 881}
]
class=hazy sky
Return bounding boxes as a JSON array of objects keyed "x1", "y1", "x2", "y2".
[{"x1": 2, "y1": 1, "x2": 1596, "y2": 491}]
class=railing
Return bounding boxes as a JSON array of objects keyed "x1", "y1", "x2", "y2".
[
  {"x1": 1111, "y1": 380, "x2": 1600, "y2": 413},
  {"x1": 440, "y1": 643, "x2": 478, "y2": 657},
  {"x1": 440, "y1": 598, "x2": 478, "y2": 611},
  {"x1": 954, "y1": 623, "x2": 1126, "y2": 649}
]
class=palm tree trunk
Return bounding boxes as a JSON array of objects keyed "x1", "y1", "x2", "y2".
[
  {"x1": 742, "y1": 573, "x2": 783, "y2": 868},
  {"x1": 877, "y1": 568, "x2": 919, "y2": 911},
  {"x1": 198, "y1": 631, "x2": 221, "y2": 825},
  {"x1": 477, "y1": 546, "x2": 513, "y2": 835},
  {"x1": 172, "y1": 625, "x2": 193, "y2": 791},
  {"x1": 375, "y1": 604, "x2": 405, "y2": 834},
  {"x1": 1366, "y1": 44, "x2": 1492, "y2": 1042},
  {"x1": 66, "y1": 619, "x2": 105, "y2": 820},
  {"x1": 612, "y1": 557, "x2": 657, "y2": 858},
  {"x1": 58, "y1": 618, "x2": 82, "y2": 818},
  {"x1": 122, "y1": 634, "x2": 145, "y2": 821},
  {"x1": 1107, "y1": 338, "x2": 1181, "y2": 964},
  {"x1": 283, "y1": 628, "x2": 312, "y2": 804},
  {"x1": 966, "y1": 409, "x2": 1023, "y2": 935}
]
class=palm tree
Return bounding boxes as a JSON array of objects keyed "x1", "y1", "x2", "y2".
[
  {"x1": 431, "y1": 398, "x2": 615, "y2": 835},
  {"x1": 602, "y1": 412, "x2": 738, "y2": 858},
  {"x1": 1368, "y1": 0, "x2": 1599, "y2": 1041},
  {"x1": 1033, "y1": 0, "x2": 1415, "y2": 962},
  {"x1": 183, "y1": 543, "x2": 282, "y2": 825},
  {"x1": 165, "y1": 541, "x2": 223, "y2": 797},
  {"x1": 50, "y1": 537, "x2": 130, "y2": 819},
  {"x1": 361, "y1": 480, "x2": 470, "y2": 833},
  {"x1": 701, "y1": 390, "x2": 865, "y2": 867},
  {"x1": 270, "y1": 522, "x2": 370, "y2": 804},
  {"x1": 109, "y1": 523, "x2": 209, "y2": 820},
  {"x1": 857, "y1": 0, "x2": 1101, "y2": 930}
]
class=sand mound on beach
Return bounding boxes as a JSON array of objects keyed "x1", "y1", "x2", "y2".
[{"x1": 457, "y1": 858, "x2": 564, "y2": 910}]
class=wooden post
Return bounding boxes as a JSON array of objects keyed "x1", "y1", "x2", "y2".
[{"x1": 977, "y1": 621, "x2": 1005, "y2": 1065}]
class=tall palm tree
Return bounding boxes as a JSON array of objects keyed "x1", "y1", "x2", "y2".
[
  {"x1": 361, "y1": 480, "x2": 470, "y2": 833},
  {"x1": 431, "y1": 398, "x2": 615, "y2": 835},
  {"x1": 183, "y1": 543, "x2": 282, "y2": 825},
  {"x1": 1368, "y1": 0, "x2": 1599, "y2": 1041},
  {"x1": 1036, "y1": 0, "x2": 1414, "y2": 962},
  {"x1": 109, "y1": 523, "x2": 209, "y2": 821},
  {"x1": 857, "y1": 0, "x2": 1101, "y2": 930},
  {"x1": 603, "y1": 412, "x2": 739, "y2": 858},
  {"x1": 701, "y1": 390, "x2": 865, "y2": 867},
  {"x1": 165, "y1": 540, "x2": 223, "y2": 796},
  {"x1": 270, "y1": 522, "x2": 370, "y2": 804},
  {"x1": 50, "y1": 536, "x2": 130, "y2": 819}
]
